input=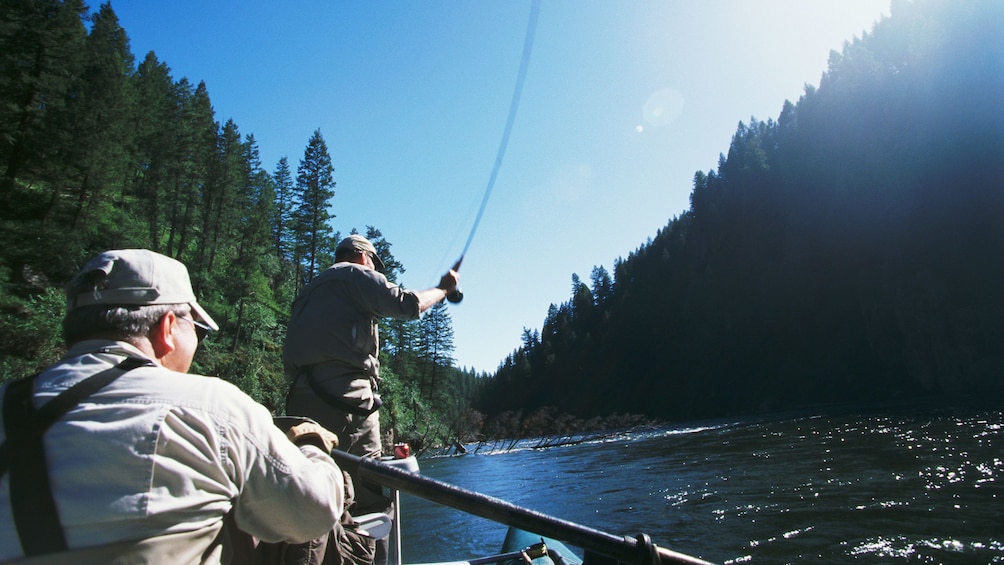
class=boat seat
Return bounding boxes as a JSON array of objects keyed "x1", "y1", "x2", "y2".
[{"x1": 354, "y1": 512, "x2": 393, "y2": 539}]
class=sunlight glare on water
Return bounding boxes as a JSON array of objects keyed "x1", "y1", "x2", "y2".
[{"x1": 399, "y1": 407, "x2": 1003, "y2": 564}]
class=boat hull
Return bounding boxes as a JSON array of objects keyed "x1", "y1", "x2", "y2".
[{"x1": 500, "y1": 527, "x2": 583, "y2": 565}]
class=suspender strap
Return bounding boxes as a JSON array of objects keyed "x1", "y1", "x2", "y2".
[
  {"x1": 3, "y1": 376, "x2": 66, "y2": 554},
  {"x1": 0, "y1": 356, "x2": 151, "y2": 556},
  {"x1": 0, "y1": 356, "x2": 151, "y2": 476}
]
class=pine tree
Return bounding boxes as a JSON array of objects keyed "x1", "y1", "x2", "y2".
[
  {"x1": 168, "y1": 80, "x2": 216, "y2": 261},
  {"x1": 293, "y1": 129, "x2": 336, "y2": 286},
  {"x1": 132, "y1": 52, "x2": 182, "y2": 250},
  {"x1": 272, "y1": 156, "x2": 296, "y2": 262},
  {"x1": 228, "y1": 134, "x2": 278, "y2": 350},
  {"x1": 590, "y1": 265, "x2": 613, "y2": 308},
  {"x1": 197, "y1": 119, "x2": 243, "y2": 282},
  {"x1": 0, "y1": 0, "x2": 88, "y2": 201},
  {"x1": 418, "y1": 300, "x2": 456, "y2": 401},
  {"x1": 66, "y1": 3, "x2": 135, "y2": 234}
]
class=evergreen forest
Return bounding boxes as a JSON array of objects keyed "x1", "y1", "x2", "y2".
[
  {"x1": 481, "y1": 0, "x2": 1004, "y2": 424},
  {"x1": 1, "y1": 1, "x2": 1002, "y2": 450}
]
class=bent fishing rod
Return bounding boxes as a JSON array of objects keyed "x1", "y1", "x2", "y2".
[{"x1": 447, "y1": 0, "x2": 541, "y2": 304}]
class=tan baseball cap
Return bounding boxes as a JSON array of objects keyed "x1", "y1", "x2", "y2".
[
  {"x1": 336, "y1": 234, "x2": 385, "y2": 272},
  {"x1": 67, "y1": 249, "x2": 219, "y2": 331}
]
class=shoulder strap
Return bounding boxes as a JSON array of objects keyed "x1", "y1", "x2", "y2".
[{"x1": 0, "y1": 356, "x2": 151, "y2": 556}]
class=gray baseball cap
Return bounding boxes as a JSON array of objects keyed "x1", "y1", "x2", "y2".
[
  {"x1": 336, "y1": 234, "x2": 385, "y2": 272},
  {"x1": 67, "y1": 249, "x2": 219, "y2": 331}
]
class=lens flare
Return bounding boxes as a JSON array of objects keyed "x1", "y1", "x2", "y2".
[{"x1": 642, "y1": 87, "x2": 685, "y2": 127}]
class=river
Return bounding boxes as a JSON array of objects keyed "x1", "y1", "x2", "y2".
[{"x1": 395, "y1": 405, "x2": 1003, "y2": 564}]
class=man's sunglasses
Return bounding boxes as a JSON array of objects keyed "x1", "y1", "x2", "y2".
[{"x1": 178, "y1": 316, "x2": 213, "y2": 342}]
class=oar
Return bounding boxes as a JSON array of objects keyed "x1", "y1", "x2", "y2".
[{"x1": 330, "y1": 450, "x2": 714, "y2": 565}]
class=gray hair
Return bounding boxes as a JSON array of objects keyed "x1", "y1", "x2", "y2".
[{"x1": 62, "y1": 303, "x2": 192, "y2": 346}]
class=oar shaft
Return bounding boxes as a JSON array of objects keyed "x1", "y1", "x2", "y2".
[{"x1": 330, "y1": 451, "x2": 713, "y2": 565}]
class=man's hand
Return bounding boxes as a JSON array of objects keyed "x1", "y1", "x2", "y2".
[
  {"x1": 418, "y1": 269, "x2": 461, "y2": 312},
  {"x1": 286, "y1": 421, "x2": 339, "y2": 453},
  {"x1": 438, "y1": 269, "x2": 460, "y2": 293}
]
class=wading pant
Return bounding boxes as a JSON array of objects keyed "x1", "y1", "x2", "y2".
[{"x1": 286, "y1": 372, "x2": 392, "y2": 565}]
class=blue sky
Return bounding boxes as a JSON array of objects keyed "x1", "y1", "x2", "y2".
[{"x1": 112, "y1": 1, "x2": 890, "y2": 373}]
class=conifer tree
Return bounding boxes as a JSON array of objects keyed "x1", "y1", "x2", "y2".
[
  {"x1": 132, "y1": 52, "x2": 184, "y2": 250},
  {"x1": 228, "y1": 134, "x2": 278, "y2": 350},
  {"x1": 168, "y1": 80, "x2": 216, "y2": 261},
  {"x1": 66, "y1": 3, "x2": 134, "y2": 234},
  {"x1": 272, "y1": 156, "x2": 296, "y2": 262},
  {"x1": 418, "y1": 301, "x2": 455, "y2": 401},
  {"x1": 197, "y1": 118, "x2": 242, "y2": 282},
  {"x1": 294, "y1": 129, "x2": 336, "y2": 286},
  {"x1": 0, "y1": 0, "x2": 88, "y2": 201},
  {"x1": 590, "y1": 265, "x2": 613, "y2": 308}
]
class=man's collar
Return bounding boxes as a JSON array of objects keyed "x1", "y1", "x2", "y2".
[{"x1": 64, "y1": 339, "x2": 154, "y2": 363}]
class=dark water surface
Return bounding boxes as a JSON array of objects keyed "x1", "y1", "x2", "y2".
[{"x1": 397, "y1": 406, "x2": 1003, "y2": 564}]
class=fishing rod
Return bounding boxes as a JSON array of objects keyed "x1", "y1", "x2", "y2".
[{"x1": 447, "y1": 0, "x2": 541, "y2": 304}]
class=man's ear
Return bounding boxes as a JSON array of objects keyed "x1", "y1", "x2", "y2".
[{"x1": 148, "y1": 310, "x2": 178, "y2": 360}]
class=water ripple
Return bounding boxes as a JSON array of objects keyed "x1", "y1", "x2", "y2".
[{"x1": 401, "y1": 407, "x2": 1004, "y2": 563}]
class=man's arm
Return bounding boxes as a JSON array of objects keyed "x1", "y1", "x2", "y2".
[{"x1": 231, "y1": 404, "x2": 344, "y2": 544}]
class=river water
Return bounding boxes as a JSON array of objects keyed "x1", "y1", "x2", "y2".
[{"x1": 396, "y1": 405, "x2": 1003, "y2": 564}]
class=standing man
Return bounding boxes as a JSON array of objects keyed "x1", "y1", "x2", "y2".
[
  {"x1": 0, "y1": 249, "x2": 345, "y2": 563},
  {"x1": 284, "y1": 235, "x2": 459, "y2": 460},
  {"x1": 283, "y1": 235, "x2": 458, "y2": 504}
]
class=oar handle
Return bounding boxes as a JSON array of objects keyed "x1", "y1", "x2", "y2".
[{"x1": 329, "y1": 450, "x2": 713, "y2": 565}]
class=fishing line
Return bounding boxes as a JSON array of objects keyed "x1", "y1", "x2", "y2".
[{"x1": 448, "y1": 0, "x2": 541, "y2": 303}]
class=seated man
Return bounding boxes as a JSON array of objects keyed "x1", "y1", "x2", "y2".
[{"x1": 0, "y1": 249, "x2": 345, "y2": 563}]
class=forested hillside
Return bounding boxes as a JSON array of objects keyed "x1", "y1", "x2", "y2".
[
  {"x1": 0, "y1": 1, "x2": 482, "y2": 452},
  {"x1": 480, "y1": 0, "x2": 1004, "y2": 422}
]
